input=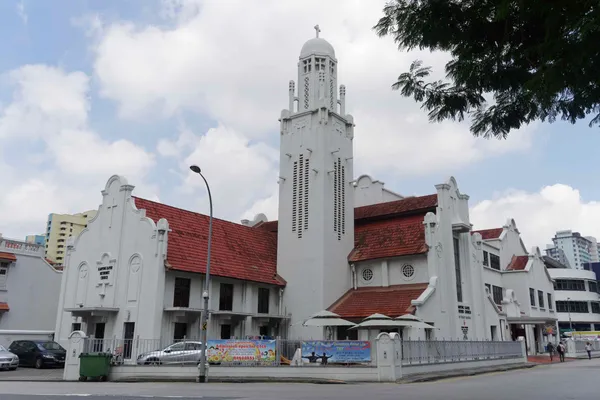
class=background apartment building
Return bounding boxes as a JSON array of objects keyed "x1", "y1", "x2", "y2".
[
  {"x1": 25, "y1": 234, "x2": 46, "y2": 246},
  {"x1": 545, "y1": 230, "x2": 600, "y2": 269},
  {"x1": 45, "y1": 211, "x2": 97, "y2": 265}
]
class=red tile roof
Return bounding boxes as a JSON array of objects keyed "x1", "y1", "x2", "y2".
[
  {"x1": 506, "y1": 255, "x2": 529, "y2": 271},
  {"x1": 472, "y1": 228, "x2": 503, "y2": 240},
  {"x1": 254, "y1": 220, "x2": 278, "y2": 233},
  {"x1": 349, "y1": 214, "x2": 428, "y2": 262},
  {"x1": 133, "y1": 197, "x2": 285, "y2": 286},
  {"x1": 354, "y1": 195, "x2": 438, "y2": 221},
  {"x1": 0, "y1": 302, "x2": 9, "y2": 312},
  {"x1": 328, "y1": 284, "x2": 428, "y2": 319},
  {"x1": 0, "y1": 252, "x2": 17, "y2": 262},
  {"x1": 252, "y1": 194, "x2": 438, "y2": 234}
]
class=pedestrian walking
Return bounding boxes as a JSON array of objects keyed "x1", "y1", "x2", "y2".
[
  {"x1": 585, "y1": 342, "x2": 593, "y2": 360},
  {"x1": 556, "y1": 341, "x2": 566, "y2": 362},
  {"x1": 546, "y1": 341, "x2": 555, "y2": 361}
]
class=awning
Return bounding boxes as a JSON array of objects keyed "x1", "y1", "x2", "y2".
[
  {"x1": 64, "y1": 306, "x2": 119, "y2": 317},
  {"x1": 164, "y1": 307, "x2": 204, "y2": 314},
  {"x1": 0, "y1": 252, "x2": 16, "y2": 262},
  {"x1": 0, "y1": 302, "x2": 9, "y2": 312},
  {"x1": 507, "y1": 316, "x2": 558, "y2": 324},
  {"x1": 349, "y1": 313, "x2": 406, "y2": 329},
  {"x1": 303, "y1": 310, "x2": 354, "y2": 327},
  {"x1": 395, "y1": 314, "x2": 437, "y2": 329}
]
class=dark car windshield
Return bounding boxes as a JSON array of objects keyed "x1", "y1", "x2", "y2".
[{"x1": 36, "y1": 342, "x2": 65, "y2": 351}]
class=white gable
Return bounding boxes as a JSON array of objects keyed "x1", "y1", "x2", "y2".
[{"x1": 55, "y1": 175, "x2": 170, "y2": 343}]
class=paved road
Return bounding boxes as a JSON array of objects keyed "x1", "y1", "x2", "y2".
[
  {"x1": 0, "y1": 358, "x2": 598, "y2": 399},
  {"x1": 0, "y1": 366, "x2": 63, "y2": 381}
]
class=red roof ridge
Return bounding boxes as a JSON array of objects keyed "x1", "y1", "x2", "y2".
[
  {"x1": 328, "y1": 283, "x2": 429, "y2": 319},
  {"x1": 349, "y1": 213, "x2": 429, "y2": 262},
  {"x1": 472, "y1": 228, "x2": 504, "y2": 240},
  {"x1": 132, "y1": 196, "x2": 257, "y2": 230},
  {"x1": 251, "y1": 195, "x2": 438, "y2": 238},
  {"x1": 0, "y1": 252, "x2": 17, "y2": 262},
  {"x1": 133, "y1": 197, "x2": 284, "y2": 286},
  {"x1": 354, "y1": 194, "x2": 438, "y2": 221},
  {"x1": 506, "y1": 255, "x2": 529, "y2": 271}
]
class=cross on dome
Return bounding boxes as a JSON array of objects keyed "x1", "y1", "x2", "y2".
[{"x1": 300, "y1": 25, "x2": 335, "y2": 58}]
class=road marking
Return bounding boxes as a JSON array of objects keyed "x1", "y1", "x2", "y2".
[{"x1": 27, "y1": 396, "x2": 205, "y2": 399}]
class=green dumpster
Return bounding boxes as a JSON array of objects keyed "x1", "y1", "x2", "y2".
[{"x1": 78, "y1": 352, "x2": 112, "y2": 381}]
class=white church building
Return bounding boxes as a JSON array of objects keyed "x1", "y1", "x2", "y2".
[{"x1": 55, "y1": 29, "x2": 557, "y2": 356}]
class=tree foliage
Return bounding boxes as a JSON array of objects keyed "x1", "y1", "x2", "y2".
[{"x1": 374, "y1": 0, "x2": 600, "y2": 138}]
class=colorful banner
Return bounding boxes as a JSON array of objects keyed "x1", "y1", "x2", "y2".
[
  {"x1": 206, "y1": 340, "x2": 277, "y2": 365},
  {"x1": 301, "y1": 340, "x2": 371, "y2": 363}
]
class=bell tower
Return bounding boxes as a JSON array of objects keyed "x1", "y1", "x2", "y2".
[{"x1": 278, "y1": 26, "x2": 355, "y2": 339}]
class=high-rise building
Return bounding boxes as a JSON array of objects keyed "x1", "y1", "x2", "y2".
[
  {"x1": 545, "y1": 230, "x2": 597, "y2": 269},
  {"x1": 585, "y1": 236, "x2": 600, "y2": 263},
  {"x1": 25, "y1": 234, "x2": 46, "y2": 246},
  {"x1": 45, "y1": 211, "x2": 97, "y2": 265}
]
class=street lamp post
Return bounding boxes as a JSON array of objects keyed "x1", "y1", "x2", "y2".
[{"x1": 190, "y1": 165, "x2": 213, "y2": 383}]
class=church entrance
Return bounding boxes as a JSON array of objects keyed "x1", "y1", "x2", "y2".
[
  {"x1": 123, "y1": 322, "x2": 135, "y2": 359},
  {"x1": 336, "y1": 326, "x2": 358, "y2": 340},
  {"x1": 174, "y1": 323, "x2": 188, "y2": 341},
  {"x1": 93, "y1": 322, "x2": 105, "y2": 352}
]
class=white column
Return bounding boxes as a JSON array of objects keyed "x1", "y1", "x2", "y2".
[
  {"x1": 375, "y1": 332, "x2": 402, "y2": 382},
  {"x1": 63, "y1": 331, "x2": 87, "y2": 381},
  {"x1": 381, "y1": 260, "x2": 389, "y2": 287}
]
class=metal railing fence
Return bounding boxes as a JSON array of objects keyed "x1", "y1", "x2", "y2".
[
  {"x1": 78, "y1": 337, "x2": 524, "y2": 367},
  {"x1": 401, "y1": 339, "x2": 523, "y2": 365},
  {"x1": 574, "y1": 340, "x2": 600, "y2": 353}
]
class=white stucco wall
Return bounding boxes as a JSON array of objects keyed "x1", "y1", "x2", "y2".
[
  {"x1": 411, "y1": 178, "x2": 489, "y2": 340},
  {"x1": 353, "y1": 175, "x2": 403, "y2": 207},
  {"x1": 548, "y1": 268, "x2": 600, "y2": 328},
  {"x1": 0, "y1": 238, "x2": 62, "y2": 347},
  {"x1": 501, "y1": 255, "x2": 555, "y2": 320},
  {"x1": 55, "y1": 175, "x2": 169, "y2": 344},
  {"x1": 497, "y1": 221, "x2": 528, "y2": 266},
  {"x1": 277, "y1": 38, "x2": 355, "y2": 339},
  {"x1": 354, "y1": 255, "x2": 428, "y2": 288}
]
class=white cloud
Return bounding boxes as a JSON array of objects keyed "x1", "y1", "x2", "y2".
[
  {"x1": 470, "y1": 184, "x2": 600, "y2": 250},
  {"x1": 16, "y1": 0, "x2": 27, "y2": 25},
  {"x1": 176, "y1": 125, "x2": 279, "y2": 220},
  {"x1": 48, "y1": 129, "x2": 155, "y2": 179},
  {"x1": 0, "y1": 1, "x2": 550, "y2": 241},
  {"x1": 0, "y1": 65, "x2": 89, "y2": 139},
  {"x1": 0, "y1": 64, "x2": 157, "y2": 239},
  {"x1": 91, "y1": 0, "x2": 536, "y2": 177},
  {"x1": 84, "y1": 0, "x2": 540, "y2": 223}
]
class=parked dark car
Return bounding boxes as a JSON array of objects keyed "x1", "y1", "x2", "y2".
[{"x1": 8, "y1": 340, "x2": 66, "y2": 369}]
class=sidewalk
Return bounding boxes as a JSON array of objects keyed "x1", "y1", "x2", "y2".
[
  {"x1": 0, "y1": 363, "x2": 536, "y2": 384},
  {"x1": 397, "y1": 363, "x2": 535, "y2": 384},
  {"x1": 527, "y1": 355, "x2": 575, "y2": 364}
]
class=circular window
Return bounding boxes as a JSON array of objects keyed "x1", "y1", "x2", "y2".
[
  {"x1": 362, "y1": 268, "x2": 374, "y2": 282},
  {"x1": 402, "y1": 264, "x2": 415, "y2": 279}
]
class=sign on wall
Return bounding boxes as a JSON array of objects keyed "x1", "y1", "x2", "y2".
[
  {"x1": 206, "y1": 340, "x2": 277, "y2": 365},
  {"x1": 301, "y1": 340, "x2": 371, "y2": 363}
]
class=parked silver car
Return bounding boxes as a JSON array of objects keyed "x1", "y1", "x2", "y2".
[
  {"x1": 0, "y1": 345, "x2": 19, "y2": 371},
  {"x1": 136, "y1": 341, "x2": 205, "y2": 365}
]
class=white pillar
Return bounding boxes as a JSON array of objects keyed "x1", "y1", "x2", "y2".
[
  {"x1": 63, "y1": 330, "x2": 87, "y2": 381},
  {"x1": 376, "y1": 332, "x2": 402, "y2": 382}
]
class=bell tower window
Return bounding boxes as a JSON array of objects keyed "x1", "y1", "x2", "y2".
[
  {"x1": 292, "y1": 154, "x2": 310, "y2": 238},
  {"x1": 333, "y1": 157, "x2": 346, "y2": 240},
  {"x1": 315, "y1": 57, "x2": 326, "y2": 71},
  {"x1": 303, "y1": 59, "x2": 312, "y2": 73}
]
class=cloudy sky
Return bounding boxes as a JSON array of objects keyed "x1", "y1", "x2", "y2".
[{"x1": 1, "y1": 0, "x2": 599, "y2": 251}]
